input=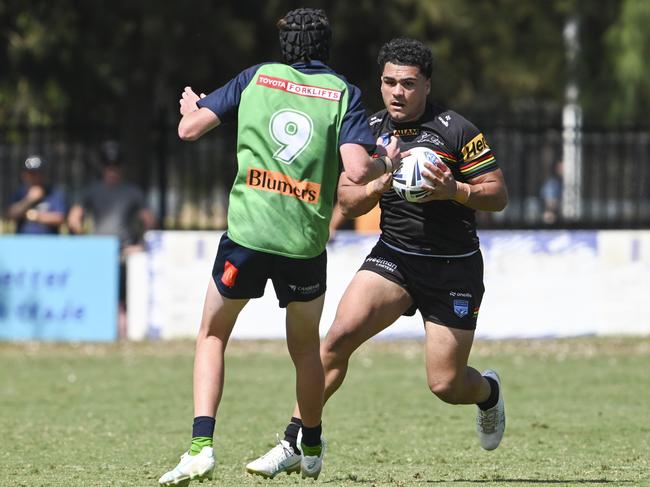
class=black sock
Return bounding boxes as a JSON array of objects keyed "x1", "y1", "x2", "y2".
[
  {"x1": 300, "y1": 422, "x2": 322, "y2": 448},
  {"x1": 477, "y1": 377, "x2": 499, "y2": 411},
  {"x1": 284, "y1": 417, "x2": 302, "y2": 454},
  {"x1": 192, "y1": 416, "x2": 216, "y2": 438}
]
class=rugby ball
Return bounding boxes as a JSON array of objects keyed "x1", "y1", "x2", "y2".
[{"x1": 392, "y1": 146, "x2": 439, "y2": 203}]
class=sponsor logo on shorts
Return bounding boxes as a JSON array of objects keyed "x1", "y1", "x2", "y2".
[
  {"x1": 450, "y1": 291, "x2": 472, "y2": 298},
  {"x1": 365, "y1": 256, "x2": 397, "y2": 273},
  {"x1": 256, "y1": 74, "x2": 342, "y2": 102},
  {"x1": 221, "y1": 260, "x2": 239, "y2": 288},
  {"x1": 247, "y1": 168, "x2": 320, "y2": 203},
  {"x1": 453, "y1": 299, "x2": 469, "y2": 318},
  {"x1": 288, "y1": 283, "x2": 321, "y2": 295}
]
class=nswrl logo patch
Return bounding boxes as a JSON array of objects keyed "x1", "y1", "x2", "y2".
[{"x1": 453, "y1": 299, "x2": 469, "y2": 318}]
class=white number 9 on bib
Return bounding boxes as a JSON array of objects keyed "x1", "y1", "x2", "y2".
[{"x1": 269, "y1": 109, "x2": 313, "y2": 164}]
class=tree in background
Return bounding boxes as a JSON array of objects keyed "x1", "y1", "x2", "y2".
[
  {"x1": 0, "y1": 0, "x2": 645, "y2": 170},
  {"x1": 606, "y1": 0, "x2": 650, "y2": 123}
]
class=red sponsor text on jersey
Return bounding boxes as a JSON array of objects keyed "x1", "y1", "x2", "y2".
[
  {"x1": 221, "y1": 260, "x2": 239, "y2": 288},
  {"x1": 256, "y1": 74, "x2": 341, "y2": 102}
]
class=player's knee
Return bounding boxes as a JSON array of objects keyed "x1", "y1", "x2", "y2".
[
  {"x1": 320, "y1": 342, "x2": 347, "y2": 369},
  {"x1": 321, "y1": 328, "x2": 354, "y2": 368},
  {"x1": 428, "y1": 379, "x2": 463, "y2": 404}
]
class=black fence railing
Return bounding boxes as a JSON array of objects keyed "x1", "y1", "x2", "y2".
[{"x1": 1, "y1": 122, "x2": 649, "y2": 232}]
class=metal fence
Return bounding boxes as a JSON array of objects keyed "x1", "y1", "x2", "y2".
[{"x1": 1, "y1": 121, "x2": 649, "y2": 232}]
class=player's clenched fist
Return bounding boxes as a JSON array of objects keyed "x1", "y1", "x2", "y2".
[{"x1": 179, "y1": 86, "x2": 206, "y2": 116}]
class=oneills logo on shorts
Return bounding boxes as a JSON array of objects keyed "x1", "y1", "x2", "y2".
[
  {"x1": 247, "y1": 168, "x2": 321, "y2": 204},
  {"x1": 221, "y1": 260, "x2": 239, "y2": 288},
  {"x1": 257, "y1": 74, "x2": 341, "y2": 102}
]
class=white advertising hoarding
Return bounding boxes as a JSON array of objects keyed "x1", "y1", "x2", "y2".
[{"x1": 127, "y1": 230, "x2": 650, "y2": 341}]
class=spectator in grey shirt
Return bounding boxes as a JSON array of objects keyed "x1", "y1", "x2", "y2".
[{"x1": 68, "y1": 142, "x2": 155, "y2": 338}]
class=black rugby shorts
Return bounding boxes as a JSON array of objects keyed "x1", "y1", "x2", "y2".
[
  {"x1": 212, "y1": 233, "x2": 327, "y2": 308},
  {"x1": 358, "y1": 240, "x2": 485, "y2": 330}
]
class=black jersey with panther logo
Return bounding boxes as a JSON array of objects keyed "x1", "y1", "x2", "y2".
[{"x1": 369, "y1": 102, "x2": 499, "y2": 257}]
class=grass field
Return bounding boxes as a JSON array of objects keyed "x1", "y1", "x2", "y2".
[{"x1": 1, "y1": 337, "x2": 649, "y2": 487}]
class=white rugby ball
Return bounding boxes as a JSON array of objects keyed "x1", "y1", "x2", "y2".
[{"x1": 392, "y1": 146, "x2": 439, "y2": 203}]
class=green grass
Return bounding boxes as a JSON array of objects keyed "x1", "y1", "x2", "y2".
[{"x1": 1, "y1": 337, "x2": 649, "y2": 486}]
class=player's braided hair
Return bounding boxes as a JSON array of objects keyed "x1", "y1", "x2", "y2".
[
  {"x1": 277, "y1": 8, "x2": 331, "y2": 65},
  {"x1": 377, "y1": 38, "x2": 433, "y2": 79}
]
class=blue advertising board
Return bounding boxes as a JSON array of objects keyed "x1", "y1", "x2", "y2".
[{"x1": 0, "y1": 236, "x2": 119, "y2": 341}]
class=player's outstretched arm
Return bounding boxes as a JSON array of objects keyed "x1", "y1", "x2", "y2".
[
  {"x1": 177, "y1": 87, "x2": 220, "y2": 141},
  {"x1": 339, "y1": 143, "x2": 388, "y2": 185},
  {"x1": 338, "y1": 137, "x2": 410, "y2": 217},
  {"x1": 339, "y1": 135, "x2": 400, "y2": 185},
  {"x1": 336, "y1": 170, "x2": 392, "y2": 218}
]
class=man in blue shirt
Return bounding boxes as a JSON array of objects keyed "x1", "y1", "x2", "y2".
[{"x1": 7, "y1": 155, "x2": 66, "y2": 234}]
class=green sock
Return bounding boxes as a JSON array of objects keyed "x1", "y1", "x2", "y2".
[
  {"x1": 189, "y1": 436, "x2": 213, "y2": 456},
  {"x1": 301, "y1": 442, "x2": 322, "y2": 457}
]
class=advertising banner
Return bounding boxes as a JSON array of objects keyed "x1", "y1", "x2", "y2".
[
  {"x1": 0, "y1": 236, "x2": 119, "y2": 341},
  {"x1": 132, "y1": 230, "x2": 650, "y2": 340}
]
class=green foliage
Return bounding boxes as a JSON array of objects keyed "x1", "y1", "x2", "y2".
[
  {"x1": 0, "y1": 0, "x2": 647, "y2": 132},
  {"x1": 606, "y1": 0, "x2": 650, "y2": 122},
  {"x1": 409, "y1": 0, "x2": 567, "y2": 112},
  {"x1": 0, "y1": 338, "x2": 648, "y2": 486},
  {"x1": 0, "y1": 1, "x2": 77, "y2": 124}
]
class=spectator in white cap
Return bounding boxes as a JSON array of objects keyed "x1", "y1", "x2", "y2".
[{"x1": 6, "y1": 155, "x2": 67, "y2": 234}]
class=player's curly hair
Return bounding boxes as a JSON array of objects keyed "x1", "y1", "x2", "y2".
[
  {"x1": 377, "y1": 38, "x2": 433, "y2": 79},
  {"x1": 277, "y1": 8, "x2": 331, "y2": 65}
]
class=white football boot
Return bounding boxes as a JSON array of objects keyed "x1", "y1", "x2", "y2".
[
  {"x1": 158, "y1": 447, "x2": 215, "y2": 486},
  {"x1": 245, "y1": 435, "x2": 301, "y2": 478},
  {"x1": 296, "y1": 428, "x2": 325, "y2": 480},
  {"x1": 300, "y1": 435, "x2": 326, "y2": 480},
  {"x1": 476, "y1": 369, "x2": 506, "y2": 450}
]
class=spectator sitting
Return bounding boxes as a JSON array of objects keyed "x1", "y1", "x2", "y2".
[{"x1": 6, "y1": 155, "x2": 66, "y2": 234}]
